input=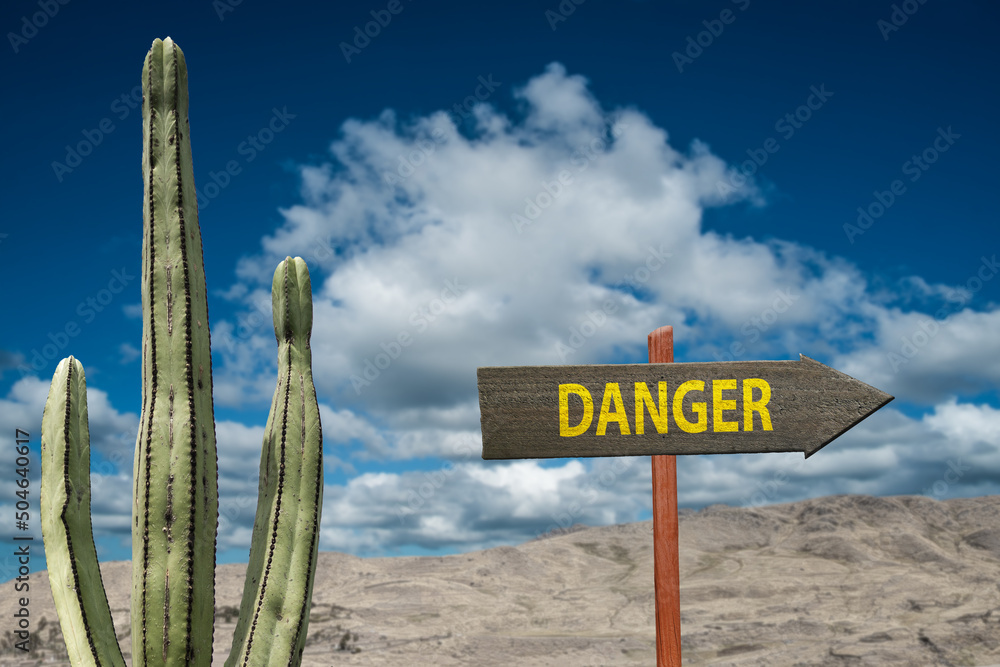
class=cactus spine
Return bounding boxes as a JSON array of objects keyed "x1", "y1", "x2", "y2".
[{"x1": 40, "y1": 37, "x2": 324, "y2": 667}]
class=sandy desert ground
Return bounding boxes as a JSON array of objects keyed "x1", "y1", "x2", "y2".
[{"x1": 3, "y1": 493, "x2": 1000, "y2": 666}]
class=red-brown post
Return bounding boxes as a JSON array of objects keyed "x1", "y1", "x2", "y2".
[{"x1": 648, "y1": 325, "x2": 681, "y2": 666}]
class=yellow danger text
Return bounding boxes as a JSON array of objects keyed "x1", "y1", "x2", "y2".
[{"x1": 558, "y1": 379, "x2": 773, "y2": 437}]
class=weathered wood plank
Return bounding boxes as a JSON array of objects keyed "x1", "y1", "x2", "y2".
[{"x1": 477, "y1": 355, "x2": 892, "y2": 459}]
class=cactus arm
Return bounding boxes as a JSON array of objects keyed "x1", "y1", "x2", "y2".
[
  {"x1": 133, "y1": 36, "x2": 219, "y2": 666},
  {"x1": 40, "y1": 356, "x2": 127, "y2": 667},
  {"x1": 226, "y1": 257, "x2": 324, "y2": 667}
]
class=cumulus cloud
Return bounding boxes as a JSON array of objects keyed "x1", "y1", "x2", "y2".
[
  {"x1": 311, "y1": 395, "x2": 1000, "y2": 556},
  {"x1": 218, "y1": 61, "x2": 997, "y2": 425},
  {"x1": 834, "y1": 302, "x2": 1000, "y2": 403},
  {"x1": 317, "y1": 456, "x2": 651, "y2": 556},
  {"x1": 197, "y1": 60, "x2": 1000, "y2": 554},
  {"x1": 3, "y1": 62, "x2": 998, "y2": 567},
  {"x1": 194, "y1": 61, "x2": 1000, "y2": 556}
]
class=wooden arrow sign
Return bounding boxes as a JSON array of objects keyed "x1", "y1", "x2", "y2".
[{"x1": 478, "y1": 355, "x2": 892, "y2": 460}]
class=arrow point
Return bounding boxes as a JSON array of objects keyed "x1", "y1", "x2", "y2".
[
  {"x1": 801, "y1": 393, "x2": 894, "y2": 458},
  {"x1": 798, "y1": 354, "x2": 894, "y2": 458}
]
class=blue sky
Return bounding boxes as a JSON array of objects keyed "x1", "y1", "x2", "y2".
[{"x1": 1, "y1": 0, "x2": 998, "y2": 579}]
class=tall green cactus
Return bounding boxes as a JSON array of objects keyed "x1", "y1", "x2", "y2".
[
  {"x1": 133, "y1": 34, "x2": 220, "y2": 665},
  {"x1": 39, "y1": 37, "x2": 324, "y2": 667}
]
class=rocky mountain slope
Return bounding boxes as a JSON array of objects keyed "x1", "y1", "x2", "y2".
[{"x1": 3, "y1": 493, "x2": 999, "y2": 666}]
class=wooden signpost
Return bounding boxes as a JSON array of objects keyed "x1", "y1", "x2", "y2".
[{"x1": 476, "y1": 326, "x2": 893, "y2": 665}]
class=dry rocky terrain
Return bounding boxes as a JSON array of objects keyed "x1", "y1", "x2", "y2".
[{"x1": 3, "y1": 493, "x2": 1000, "y2": 665}]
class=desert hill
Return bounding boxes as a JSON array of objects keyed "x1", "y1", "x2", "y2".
[{"x1": 3, "y1": 493, "x2": 1000, "y2": 666}]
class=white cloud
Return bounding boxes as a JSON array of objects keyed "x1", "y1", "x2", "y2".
[
  {"x1": 925, "y1": 399, "x2": 1000, "y2": 450},
  {"x1": 316, "y1": 456, "x2": 650, "y2": 556},
  {"x1": 1, "y1": 374, "x2": 138, "y2": 466},
  {"x1": 216, "y1": 62, "x2": 997, "y2": 437},
  {"x1": 514, "y1": 63, "x2": 606, "y2": 142},
  {"x1": 834, "y1": 305, "x2": 1000, "y2": 403},
  {"x1": 677, "y1": 399, "x2": 1000, "y2": 511},
  {"x1": 196, "y1": 61, "x2": 1000, "y2": 555},
  {"x1": 118, "y1": 342, "x2": 140, "y2": 364},
  {"x1": 4, "y1": 62, "x2": 999, "y2": 568}
]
